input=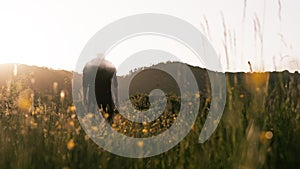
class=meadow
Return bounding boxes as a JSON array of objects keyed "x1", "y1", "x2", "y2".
[{"x1": 0, "y1": 69, "x2": 299, "y2": 169}]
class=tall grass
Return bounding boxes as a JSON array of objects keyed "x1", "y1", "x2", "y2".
[{"x1": 0, "y1": 67, "x2": 299, "y2": 169}]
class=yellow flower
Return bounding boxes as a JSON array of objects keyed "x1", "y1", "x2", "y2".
[
  {"x1": 86, "y1": 113, "x2": 93, "y2": 119},
  {"x1": 71, "y1": 114, "x2": 76, "y2": 119},
  {"x1": 69, "y1": 121, "x2": 75, "y2": 127},
  {"x1": 265, "y1": 131, "x2": 273, "y2": 140},
  {"x1": 91, "y1": 126, "x2": 98, "y2": 131},
  {"x1": 30, "y1": 121, "x2": 38, "y2": 128},
  {"x1": 137, "y1": 140, "x2": 144, "y2": 147},
  {"x1": 17, "y1": 97, "x2": 31, "y2": 111},
  {"x1": 70, "y1": 106, "x2": 76, "y2": 112},
  {"x1": 67, "y1": 139, "x2": 75, "y2": 150},
  {"x1": 36, "y1": 107, "x2": 41, "y2": 113},
  {"x1": 111, "y1": 123, "x2": 117, "y2": 128},
  {"x1": 260, "y1": 131, "x2": 273, "y2": 142},
  {"x1": 104, "y1": 113, "x2": 109, "y2": 119}
]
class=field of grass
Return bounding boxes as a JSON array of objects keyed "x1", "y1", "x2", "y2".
[{"x1": 0, "y1": 70, "x2": 299, "y2": 169}]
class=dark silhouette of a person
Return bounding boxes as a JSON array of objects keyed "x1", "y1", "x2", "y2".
[{"x1": 83, "y1": 57, "x2": 119, "y2": 123}]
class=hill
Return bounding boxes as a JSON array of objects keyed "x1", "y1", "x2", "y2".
[
  {"x1": 1, "y1": 63, "x2": 299, "y2": 102},
  {"x1": 0, "y1": 64, "x2": 73, "y2": 100}
]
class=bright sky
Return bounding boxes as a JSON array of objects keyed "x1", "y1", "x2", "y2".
[{"x1": 0, "y1": 0, "x2": 299, "y2": 74}]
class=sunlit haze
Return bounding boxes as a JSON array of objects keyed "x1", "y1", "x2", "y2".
[{"x1": 0, "y1": 0, "x2": 299, "y2": 74}]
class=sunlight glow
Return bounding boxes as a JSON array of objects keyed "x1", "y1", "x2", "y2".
[{"x1": 0, "y1": 0, "x2": 299, "y2": 72}]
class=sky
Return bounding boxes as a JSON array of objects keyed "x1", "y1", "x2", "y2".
[{"x1": 0, "y1": 0, "x2": 299, "y2": 75}]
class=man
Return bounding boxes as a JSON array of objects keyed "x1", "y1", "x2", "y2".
[{"x1": 83, "y1": 56, "x2": 119, "y2": 123}]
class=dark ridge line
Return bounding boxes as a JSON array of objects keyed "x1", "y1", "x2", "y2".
[{"x1": 1, "y1": 62, "x2": 299, "y2": 75}]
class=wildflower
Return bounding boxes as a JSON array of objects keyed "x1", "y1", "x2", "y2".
[
  {"x1": 91, "y1": 126, "x2": 98, "y2": 131},
  {"x1": 104, "y1": 113, "x2": 109, "y2": 119},
  {"x1": 71, "y1": 114, "x2": 76, "y2": 119},
  {"x1": 36, "y1": 107, "x2": 41, "y2": 113},
  {"x1": 17, "y1": 98, "x2": 31, "y2": 111},
  {"x1": 17, "y1": 89, "x2": 34, "y2": 112},
  {"x1": 60, "y1": 90, "x2": 65, "y2": 99},
  {"x1": 69, "y1": 121, "x2": 75, "y2": 127},
  {"x1": 67, "y1": 139, "x2": 75, "y2": 150},
  {"x1": 70, "y1": 105, "x2": 76, "y2": 112},
  {"x1": 86, "y1": 113, "x2": 93, "y2": 119},
  {"x1": 260, "y1": 131, "x2": 273, "y2": 142},
  {"x1": 30, "y1": 120, "x2": 38, "y2": 128},
  {"x1": 265, "y1": 131, "x2": 273, "y2": 140},
  {"x1": 137, "y1": 140, "x2": 144, "y2": 147}
]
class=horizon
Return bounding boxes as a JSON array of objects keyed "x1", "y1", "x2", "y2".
[{"x1": 1, "y1": 61, "x2": 299, "y2": 77}]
